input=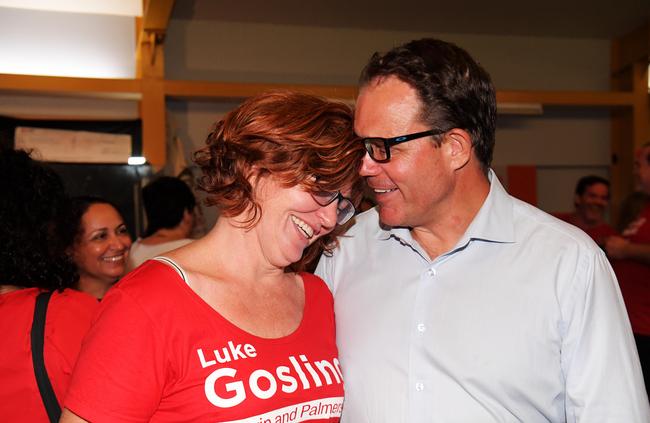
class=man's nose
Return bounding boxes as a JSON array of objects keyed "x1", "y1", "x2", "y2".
[{"x1": 360, "y1": 152, "x2": 380, "y2": 176}]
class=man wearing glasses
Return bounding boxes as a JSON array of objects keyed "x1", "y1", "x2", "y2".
[{"x1": 316, "y1": 38, "x2": 648, "y2": 422}]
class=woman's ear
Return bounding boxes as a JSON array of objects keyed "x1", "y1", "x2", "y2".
[
  {"x1": 248, "y1": 169, "x2": 268, "y2": 199},
  {"x1": 247, "y1": 165, "x2": 269, "y2": 192}
]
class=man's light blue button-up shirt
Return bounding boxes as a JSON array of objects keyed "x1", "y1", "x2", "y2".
[{"x1": 316, "y1": 170, "x2": 649, "y2": 422}]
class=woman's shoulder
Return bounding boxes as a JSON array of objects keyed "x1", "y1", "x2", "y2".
[
  {"x1": 0, "y1": 286, "x2": 38, "y2": 301},
  {"x1": 299, "y1": 272, "x2": 327, "y2": 286},
  {"x1": 105, "y1": 259, "x2": 191, "y2": 311},
  {"x1": 48, "y1": 289, "x2": 98, "y2": 342},
  {"x1": 119, "y1": 259, "x2": 186, "y2": 288},
  {"x1": 1, "y1": 287, "x2": 97, "y2": 313},
  {"x1": 53, "y1": 287, "x2": 98, "y2": 308},
  {"x1": 299, "y1": 272, "x2": 333, "y2": 300}
]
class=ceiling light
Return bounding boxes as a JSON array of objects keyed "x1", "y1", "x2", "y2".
[{"x1": 128, "y1": 156, "x2": 147, "y2": 165}]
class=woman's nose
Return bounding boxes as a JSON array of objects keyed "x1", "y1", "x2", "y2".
[
  {"x1": 109, "y1": 235, "x2": 129, "y2": 250},
  {"x1": 318, "y1": 200, "x2": 339, "y2": 230}
]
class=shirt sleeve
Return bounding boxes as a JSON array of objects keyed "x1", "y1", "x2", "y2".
[
  {"x1": 64, "y1": 289, "x2": 169, "y2": 423},
  {"x1": 561, "y1": 249, "x2": 650, "y2": 422}
]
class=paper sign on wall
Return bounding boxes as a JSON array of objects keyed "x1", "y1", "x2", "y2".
[{"x1": 14, "y1": 126, "x2": 132, "y2": 163}]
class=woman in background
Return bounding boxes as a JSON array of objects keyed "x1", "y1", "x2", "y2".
[
  {"x1": 0, "y1": 149, "x2": 98, "y2": 423},
  {"x1": 60, "y1": 196, "x2": 132, "y2": 300},
  {"x1": 61, "y1": 91, "x2": 365, "y2": 422}
]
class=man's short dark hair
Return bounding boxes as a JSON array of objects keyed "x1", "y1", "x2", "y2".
[
  {"x1": 575, "y1": 175, "x2": 610, "y2": 196},
  {"x1": 142, "y1": 176, "x2": 196, "y2": 237},
  {"x1": 359, "y1": 38, "x2": 497, "y2": 172}
]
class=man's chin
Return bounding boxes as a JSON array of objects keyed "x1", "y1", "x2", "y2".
[{"x1": 377, "y1": 206, "x2": 406, "y2": 228}]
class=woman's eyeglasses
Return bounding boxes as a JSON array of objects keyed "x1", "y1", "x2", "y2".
[{"x1": 311, "y1": 191, "x2": 355, "y2": 225}]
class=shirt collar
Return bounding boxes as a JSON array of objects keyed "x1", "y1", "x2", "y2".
[
  {"x1": 374, "y1": 169, "x2": 516, "y2": 246},
  {"x1": 461, "y1": 169, "x2": 515, "y2": 244}
]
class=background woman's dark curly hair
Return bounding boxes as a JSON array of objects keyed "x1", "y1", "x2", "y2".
[{"x1": 0, "y1": 149, "x2": 77, "y2": 290}]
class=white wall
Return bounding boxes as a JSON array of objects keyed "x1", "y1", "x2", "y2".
[
  {"x1": 166, "y1": 99, "x2": 241, "y2": 226},
  {"x1": 164, "y1": 20, "x2": 613, "y2": 220},
  {"x1": 495, "y1": 107, "x2": 611, "y2": 214},
  {"x1": 0, "y1": 7, "x2": 136, "y2": 78},
  {"x1": 164, "y1": 20, "x2": 611, "y2": 90},
  {"x1": 537, "y1": 166, "x2": 611, "y2": 216}
]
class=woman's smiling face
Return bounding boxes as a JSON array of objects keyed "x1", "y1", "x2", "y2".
[
  {"x1": 72, "y1": 203, "x2": 132, "y2": 286},
  {"x1": 250, "y1": 176, "x2": 344, "y2": 268}
]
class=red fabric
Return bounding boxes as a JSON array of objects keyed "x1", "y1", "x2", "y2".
[
  {"x1": 65, "y1": 261, "x2": 344, "y2": 422},
  {"x1": 0, "y1": 288, "x2": 98, "y2": 422},
  {"x1": 506, "y1": 166, "x2": 537, "y2": 205},
  {"x1": 554, "y1": 212, "x2": 617, "y2": 246},
  {"x1": 613, "y1": 205, "x2": 650, "y2": 335},
  {"x1": 584, "y1": 224, "x2": 619, "y2": 247}
]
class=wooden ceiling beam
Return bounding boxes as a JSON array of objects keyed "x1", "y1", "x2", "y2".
[
  {"x1": 609, "y1": 19, "x2": 649, "y2": 226},
  {"x1": 164, "y1": 79, "x2": 635, "y2": 107},
  {"x1": 0, "y1": 74, "x2": 141, "y2": 99},
  {"x1": 0, "y1": 74, "x2": 634, "y2": 109},
  {"x1": 136, "y1": 1, "x2": 176, "y2": 168},
  {"x1": 136, "y1": 0, "x2": 175, "y2": 78},
  {"x1": 611, "y1": 20, "x2": 649, "y2": 75},
  {"x1": 497, "y1": 90, "x2": 635, "y2": 107},
  {"x1": 141, "y1": 0, "x2": 175, "y2": 35}
]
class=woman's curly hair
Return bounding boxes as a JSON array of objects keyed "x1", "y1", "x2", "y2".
[
  {"x1": 194, "y1": 91, "x2": 366, "y2": 270},
  {"x1": 0, "y1": 149, "x2": 77, "y2": 290}
]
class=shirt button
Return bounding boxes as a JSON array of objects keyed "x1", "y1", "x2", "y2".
[
  {"x1": 427, "y1": 268, "x2": 436, "y2": 277},
  {"x1": 417, "y1": 323, "x2": 426, "y2": 332},
  {"x1": 415, "y1": 382, "x2": 425, "y2": 391}
]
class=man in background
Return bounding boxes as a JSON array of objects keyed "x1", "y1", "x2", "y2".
[
  {"x1": 316, "y1": 38, "x2": 648, "y2": 422},
  {"x1": 555, "y1": 175, "x2": 617, "y2": 247},
  {"x1": 606, "y1": 142, "x2": 650, "y2": 396},
  {"x1": 127, "y1": 176, "x2": 196, "y2": 270}
]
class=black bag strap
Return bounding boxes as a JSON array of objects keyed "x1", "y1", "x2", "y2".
[{"x1": 31, "y1": 291, "x2": 62, "y2": 423}]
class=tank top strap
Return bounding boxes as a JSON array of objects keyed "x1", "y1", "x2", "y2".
[{"x1": 152, "y1": 256, "x2": 189, "y2": 285}]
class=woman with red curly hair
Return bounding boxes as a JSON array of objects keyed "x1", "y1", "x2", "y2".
[{"x1": 62, "y1": 91, "x2": 365, "y2": 423}]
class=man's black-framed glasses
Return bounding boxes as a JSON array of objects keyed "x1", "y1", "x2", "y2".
[
  {"x1": 311, "y1": 191, "x2": 355, "y2": 225},
  {"x1": 362, "y1": 129, "x2": 445, "y2": 163}
]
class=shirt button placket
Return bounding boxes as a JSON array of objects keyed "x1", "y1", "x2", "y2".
[{"x1": 411, "y1": 264, "x2": 436, "y2": 420}]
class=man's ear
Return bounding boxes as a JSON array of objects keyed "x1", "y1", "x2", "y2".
[
  {"x1": 444, "y1": 128, "x2": 473, "y2": 171},
  {"x1": 180, "y1": 209, "x2": 195, "y2": 235},
  {"x1": 182, "y1": 209, "x2": 194, "y2": 225}
]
